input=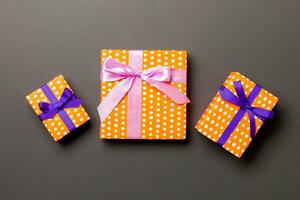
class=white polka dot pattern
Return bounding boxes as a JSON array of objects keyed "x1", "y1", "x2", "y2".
[
  {"x1": 195, "y1": 72, "x2": 278, "y2": 157},
  {"x1": 100, "y1": 50, "x2": 129, "y2": 139},
  {"x1": 141, "y1": 50, "x2": 187, "y2": 139},
  {"x1": 26, "y1": 75, "x2": 90, "y2": 141},
  {"x1": 100, "y1": 50, "x2": 187, "y2": 140}
]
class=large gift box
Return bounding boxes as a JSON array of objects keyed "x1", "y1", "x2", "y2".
[
  {"x1": 26, "y1": 75, "x2": 90, "y2": 141},
  {"x1": 195, "y1": 72, "x2": 278, "y2": 158},
  {"x1": 98, "y1": 49, "x2": 190, "y2": 139}
]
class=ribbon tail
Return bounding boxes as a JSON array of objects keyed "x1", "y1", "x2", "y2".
[
  {"x1": 146, "y1": 79, "x2": 190, "y2": 104},
  {"x1": 247, "y1": 110, "x2": 257, "y2": 138},
  {"x1": 97, "y1": 77, "x2": 135, "y2": 122},
  {"x1": 252, "y1": 107, "x2": 274, "y2": 121}
]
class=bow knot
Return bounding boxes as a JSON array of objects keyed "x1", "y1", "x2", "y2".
[
  {"x1": 241, "y1": 101, "x2": 253, "y2": 111},
  {"x1": 132, "y1": 71, "x2": 142, "y2": 78},
  {"x1": 102, "y1": 58, "x2": 172, "y2": 83},
  {"x1": 38, "y1": 88, "x2": 82, "y2": 121}
]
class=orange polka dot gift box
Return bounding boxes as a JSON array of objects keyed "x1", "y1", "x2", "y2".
[
  {"x1": 97, "y1": 49, "x2": 190, "y2": 139},
  {"x1": 195, "y1": 72, "x2": 278, "y2": 158},
  {"x1": 26, "y1": 75, "x2": 90, "y2": 141}
]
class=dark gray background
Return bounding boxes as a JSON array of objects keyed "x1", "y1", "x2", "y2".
[{"x1": 0, "y1": 0, "x2": 299, "y2": 199}]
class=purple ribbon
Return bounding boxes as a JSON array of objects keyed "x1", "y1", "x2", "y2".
[
  {"x1": 217, "y1": 80, "x2": 274, "y2": 146},
  {"x1": 38, "y1": 85, "x2": 82, "y2": 131}
]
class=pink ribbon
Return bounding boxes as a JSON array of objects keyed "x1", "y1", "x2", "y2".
[{"x1": 98, "y1": 51, "x2": 190, "y2": 139}]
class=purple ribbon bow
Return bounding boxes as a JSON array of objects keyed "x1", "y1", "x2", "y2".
[
  {"x1": 38, "y1": 86, "x2": 82, "y2": 131},
  {"x1": 217, "y1": 80, "x2": 273, "y2": 146},
  {"x1": 38, "y1": 88, "x2": 82, "y2": 120}
]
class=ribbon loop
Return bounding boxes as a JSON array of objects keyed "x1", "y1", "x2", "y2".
[{"x1": 98, "y1": 57, "x2": 190, "y2": 122}]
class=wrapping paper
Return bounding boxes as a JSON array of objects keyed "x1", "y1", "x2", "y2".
[
  {"x1": 26, "y1": 75, "x2": 90, "y2": 141},
  {"x1": 195, "y1": 72, "x2": 278, "y2": 157},
  {"x1": 99, "y1": 49, "x2": 189, "y2": 139}
]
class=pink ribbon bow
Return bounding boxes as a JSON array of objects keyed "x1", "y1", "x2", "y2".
[{"x1": 98, "y1": 57, "x2": 190, "y2": 122}]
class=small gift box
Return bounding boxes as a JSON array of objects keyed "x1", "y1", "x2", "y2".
[
  {"x1": 195, "y1": 72, "x2": 278, "y2": 158},
  {"x1": 26, "y1": 75, "x2": 90, "y2": 141},
  {"x1": 98, "y1": 49, "x2": 190, "y2": 139}
]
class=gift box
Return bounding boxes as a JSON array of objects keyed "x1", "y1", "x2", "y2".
[
  {"x1": 26, "y1": 75, "x2": 90, "y2": 141},
  {"x1": 98, "y1": 49, "x2": 190, "y2": 139},
  {"x1": 195, "y1": 72, "x2": 278, "y2": 158}
]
